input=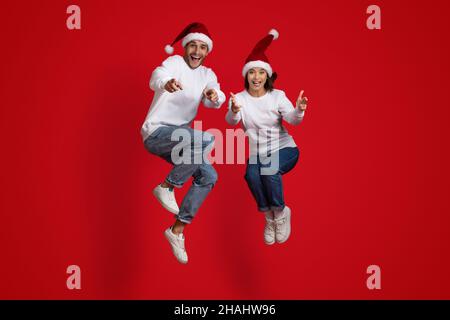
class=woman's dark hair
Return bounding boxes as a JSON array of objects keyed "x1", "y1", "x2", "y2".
[{"x1": 244, "y1": 71, "x2": 277, "y2": 92}]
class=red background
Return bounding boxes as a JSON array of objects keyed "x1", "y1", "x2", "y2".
[{"x1": 1, "y1": 0, "x2": 450, "y2": 299}]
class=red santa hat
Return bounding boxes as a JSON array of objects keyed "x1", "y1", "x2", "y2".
[
  {"x1": 242, "y1": 29, "x2": 279, "y2": 77},
  {"x1": 164, "y1": 22, "x2": 213, "y2": 55}
]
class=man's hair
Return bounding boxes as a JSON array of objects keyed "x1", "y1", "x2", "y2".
[
  {"x1": 184, "y1": 40, "x2": 209, "y2": 53},
  {"x1": 244, "y1": 71, "x2": 277, "y2": 92}
]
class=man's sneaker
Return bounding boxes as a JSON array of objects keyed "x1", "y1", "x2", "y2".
[
  {"x1": 164, "y1": 228, "x2": 188, "y2": 264},
  {"x1": 264, "y1": 216, "x2": 276, "y2": 245},
  {"x1": 153, "y1": 184, "x2": 179, "y2": 214},
  {"x1": 275, "y1": 206, "x2": 291, "y2": 243}
]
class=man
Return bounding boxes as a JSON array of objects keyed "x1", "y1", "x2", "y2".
[{"x1": 141, "y1": 22, "x2": 225, "y2": 264}]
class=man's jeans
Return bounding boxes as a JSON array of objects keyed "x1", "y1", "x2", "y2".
[
  {"x1": 144, "y1": 125, "x2": 217, "y2": 224},
  {"x1": 244, "y1": 147, "x2": 299, "y2": 212}
]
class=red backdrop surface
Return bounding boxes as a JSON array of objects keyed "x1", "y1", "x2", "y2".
[{"x1": 1, "y1": 0, "x2": 450, "y2": 299}]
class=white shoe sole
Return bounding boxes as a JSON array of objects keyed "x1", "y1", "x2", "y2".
[
  {"x1": 164, "y1": 229, "x2": 188, "y2": 264},
  {"x1": 276, "y1": 207, "x2": 291, "y2": 244},
  {"x1": 153, "y1": 188, "x2": 179, "y2": 215}
]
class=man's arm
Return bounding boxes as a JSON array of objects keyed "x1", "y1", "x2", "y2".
[
  {"x1": 149, "y1": 56, "x2": 179, "y2": 92},
  {"x1": 202, "y1": 70, "x2": 226, "y2": 108}
]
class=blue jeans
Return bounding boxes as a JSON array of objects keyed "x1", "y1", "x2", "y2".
[
  {"x1": 245, "y1": 147, "x2": 299, "y2": 212},
  {"x1": 144, "y1": 125, "x2": 217, "y2": 224}
]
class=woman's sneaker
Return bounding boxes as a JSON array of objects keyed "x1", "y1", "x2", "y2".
[
  {"x1": 274, "y1": 206, "x2": 291, "y2": 243},
  {"x1": 264, "y1": 216, "x2": 276, "y2": 245},
  {"x1": 153, "y1": 184, "x2": 179, "y2": 214},
  {"x1": 164, "y1": 227, "x2": 188, "y2": 264}
]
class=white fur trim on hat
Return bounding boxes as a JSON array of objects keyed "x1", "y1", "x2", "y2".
[
  {"x1": 268, "y1": 29, "x2": 279, "y2": 40},
  {"x1": 181, "y1": 32, "x2": 213, "y2": 52},
  {"x1": 165, "y1": 44, "x2": 174, "y2": 55},
  {"x1": 242, "y1": 60, "x2": 273, "y2": 78}
]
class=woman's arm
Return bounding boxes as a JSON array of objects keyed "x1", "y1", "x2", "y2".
[
  {"x1": 225, "y1": 93, "x2": 242, "y2": 125},
  {"x1": 279, "y1": 90, "x2": 307, "y2": 125}
]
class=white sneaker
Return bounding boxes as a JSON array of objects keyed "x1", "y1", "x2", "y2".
[
  {"x1": 264, "y1": 216, "x2": 276, "y2": 245},
  {"x1": 164, "y1": 228, "x2": 188, "y2": 264},
  {"x1": 275, "y1": 206, "x2": 291, "y2": 243},
  {"x1": 153, "y1": 184, "x2": 179, "y2": 214}
]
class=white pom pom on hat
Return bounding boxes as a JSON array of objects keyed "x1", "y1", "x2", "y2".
[
  {"x1": 268, "y1": 28, "x2": 279, "y2": 40},
  {"x1": 164, "y1": 44, "x2": 174, "y2": 55}
]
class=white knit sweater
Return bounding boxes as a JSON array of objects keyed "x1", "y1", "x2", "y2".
[
  {"x1": 141, "y1": 55, "x2": 225, "y2": 141},
  {"x1": 225, "y1": 89, "x2": 304, "y2": 156}
]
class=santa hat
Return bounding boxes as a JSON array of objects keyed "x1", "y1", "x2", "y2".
[
  {"x1": 242, "y1": 29, "x2": 279, "y2": 77},
  {"x1": 164, "y1": 22, "x2": 213, "y2": 55}
]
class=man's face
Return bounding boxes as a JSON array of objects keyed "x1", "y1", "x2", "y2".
[{"x1": 184, "y1": 40, "x2": 209, "y2": 69}]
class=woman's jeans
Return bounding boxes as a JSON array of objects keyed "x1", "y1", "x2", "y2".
[
  {"x1": 245, "y1": 147, "x2": 299, "y2": 212},
  {"x1": 144, "y1": 125, "x2": 217, "y2": 224}
]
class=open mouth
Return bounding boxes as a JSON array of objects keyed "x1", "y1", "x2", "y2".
[
  {"x1": 251, "y1": 81, "x2": 262, "y2": 86},
  {"x1": 190, "y1": 55, "x2": 202, "y2": 63}
]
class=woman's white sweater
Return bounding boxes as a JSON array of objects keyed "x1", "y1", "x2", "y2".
[{"x1": 225, "y1": 89, "x2": 304, "y2": 156}]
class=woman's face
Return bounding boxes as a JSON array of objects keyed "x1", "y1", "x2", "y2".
[{"x1": 247, "y1": 67, "x2": 268, "y2": 92}]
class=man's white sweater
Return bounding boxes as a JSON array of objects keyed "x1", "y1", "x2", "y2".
[
  {"x1": 225, "y1": 89, "x2": 304, "y2": 156},
  {"x1": 141, "y1": 55, "x2": 225, "y2": 141}
]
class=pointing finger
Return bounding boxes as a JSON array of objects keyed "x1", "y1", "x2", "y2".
[{"x1": 298, "y1": 90, "x2": 304, "y2": 100}]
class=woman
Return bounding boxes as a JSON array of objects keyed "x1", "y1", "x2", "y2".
[{"x1": 225, "y1": 29, "x2": 308, "y2": 245}]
